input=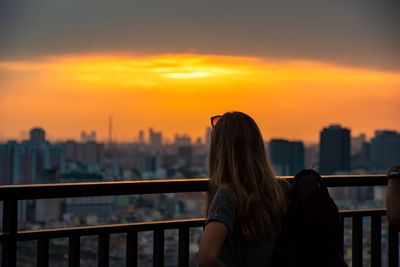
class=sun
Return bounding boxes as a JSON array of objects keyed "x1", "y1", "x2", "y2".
[{"x1": 163, "y1": 71, "x2": 210, "y2": 79}]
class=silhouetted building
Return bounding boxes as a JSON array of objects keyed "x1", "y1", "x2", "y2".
[
  {"x1": 351, "y1": 134, "x2": 366, "y2": 156},
  {"x1": 174, "y1": 134, "x2": 191, "y2": 147},
  {"x1": 0, "y1": 141, "x2": 16, "y2": 184},
  {"x1": 205, "y1": 127, "x2": 212, "y2": 146},
  {"x1": 149, "y1": 128, "x2": 162, "y2": 147},
  {"x1": 305, "y1": 144, "x2": 319, "y2": 169},
  {"x1": 351, "y1": 141, "x2": 370, "y2": 171},
  {"x1": 177, "y1": 145, "x2": 193, "y2": 168},
  {"x1": 269, "y1": 139, "x2": 304, "y2": 175},
  {"x1": 64, "y1": 141, "x2": 104, "y2": 165},
  {"x1": 0, "y1": 139, "x2": 65, "y2": 184},
  {"x1": 370, "y1": 130, "x2": 400, "y2": 171},
  {"x1": 319, "y1": 125, "x2": 351, "y2": 174},
  {"x1": 80, "y1": 131, "x2": 96, "y2": 142},
  {"x1": 29, "y1": 128, "x2": 45, "y2": 143},
  {"x1": 138, "y1": 130, "x2": 145, "y2": 144}
]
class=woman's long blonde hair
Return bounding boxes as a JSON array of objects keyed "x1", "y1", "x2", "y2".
[{"x1": 207, "y1": 111, "x2": 289, "y2": 240}]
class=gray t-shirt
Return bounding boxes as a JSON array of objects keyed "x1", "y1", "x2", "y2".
[{"x1": 206, "y1": 188, "x2": 276, "y2": 267}]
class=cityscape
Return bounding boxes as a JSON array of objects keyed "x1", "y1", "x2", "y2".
[
  {"x1": 0, "y1": 124, "x2": 399, "y2": 266},
  {"x1": 1, "y1": 1, "x2": 399, "y2": 265}
]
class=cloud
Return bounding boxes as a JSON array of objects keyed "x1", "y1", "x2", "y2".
[{"x1": 0, "y1": 0, "x2": 399, "y2": 70}]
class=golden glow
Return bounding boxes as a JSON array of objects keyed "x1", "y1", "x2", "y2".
[
  {"x1": 164, "y1": 72, "x2": 210, "y2": 79},
  {"x1": 0, "y1": 53, "x2": 399, "y2": 142}
]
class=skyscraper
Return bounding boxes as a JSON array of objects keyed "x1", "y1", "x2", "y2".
[
  {"x1": 269, "y1": 139, "x2": 304, "y2": 176},
  {"x1": 370, "y1": 130, "x2": 400, "y2": 171},
  {"x1": 205, "y1": 127, "x2": 212, "y2": 146},
  {"x1": 149, "y1": 128, "x2": 162, "y2": 147},
  {"x1": 81, "y1": 131, "x2": 96, "y2": 142},
  {"x1": 138, "y1": 130, "x2": 145, "y2": 144},
  {"x1": 29, "y1": 128, "x2": 45, "y2": 143},
  {"x1": 319, "y1": 125, "x2": 351, "y2": 174},
  {"x1": 174, "y1": 134, "x2": 191, "y2": 147},
  {"x1": 0, "y1": 141, "x2": 15, "y2": 184}
]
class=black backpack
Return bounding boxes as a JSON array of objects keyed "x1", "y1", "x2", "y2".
[{"x1": 272, "y1": 169, "x2": 348, "y2": 267}]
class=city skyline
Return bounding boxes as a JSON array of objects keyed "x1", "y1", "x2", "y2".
[
  {"x1": 2, "y1": 123, "x2": 399, "y2": 145},
  {"x1": 1, "y1": 2, "x2": 399, "y2": 144}
]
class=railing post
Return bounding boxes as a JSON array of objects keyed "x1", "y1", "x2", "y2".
[
  {"x1": 98, "y1": 233, "x2": 110, "y2": 267},
  {"x1": 37, "y1": 237, "x2": 50, "y2": 267},
  {"x1": 371, "y1": 215, "x2": 381, "y2": 267},
  {"x1": 126, "y1": 231, "x2": 138, "y2": 267},
  {"x1": 339, "y1": 216, "x2": 344, "y2": 258},
  {"x1": 2, "y1": 199, "x2": 18, "y2": 267},
  {"x1": 352, "y1": 216, "x2": 363, "y2": 267},
  {"x1": 153, "y1": 229, "x2": 164, "y2": 267},
  {"x1": 388, "y1": 226, "x2": 399, "y2": 267},
  {"x1": 68, "y1": 235, "x2": 80, "y2": 267},
  {"x1": 178, "y1": 227, "x2": 189, "y2": 267}
]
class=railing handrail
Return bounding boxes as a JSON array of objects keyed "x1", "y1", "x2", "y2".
[
  {"x1": 0, "y1": 218, "x2": 206, "y2": 242},
  {"x1": 0, "y1": 174, "x2": 387, "y2": 200}
]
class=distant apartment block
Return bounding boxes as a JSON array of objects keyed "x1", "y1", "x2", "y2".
[
  {"x1": 65, "y1": 140, "x2": 104, "y2": 166},
  {"x1": 149, "y1": 128, "x2": 163, "y2": 147},
  {"x1": 269, "y1": 139, "x2": 304, "y2": 176},
  {"x1": 0, "y1": 128, "x2": 64, "y2": 184},
  {"x1": 319, "y1": 125, "x2": 351, "y2": 174},
  {"x1": 370, "y1": 130, "x2": 400, "y2": 171}
]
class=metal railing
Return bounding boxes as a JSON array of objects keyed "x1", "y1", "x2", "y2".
[{"x1": 0, "y1": 175, "x2": 398, "y2": 267}]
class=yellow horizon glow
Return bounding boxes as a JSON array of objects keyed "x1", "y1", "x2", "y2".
[{"x1": 0, "y1": 53, "x2": 399, "y2": 143}]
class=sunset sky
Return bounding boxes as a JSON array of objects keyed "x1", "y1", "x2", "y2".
[{"x1": 1, "y1": 1, "x2": 399, "y2": 143}]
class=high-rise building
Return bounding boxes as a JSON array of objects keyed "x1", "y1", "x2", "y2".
[
  {"x1": 205, "y1": 127, "x2": 212, "y2": 146},
  {"x1": 319, "y1": 125, "x2": 351, "y2": 174},
  {"x1": 138, "y1": 130, "x2": 145, "y2": 144},
  {"x1": 149, "y1": 128, "x2": 162, "y2": 147},
  {"x1": 0, "y1": 141, "x2": 15, "y2": 184},
  {"x1": 351, "y1": 141, "x2": 370, "y2": 171},
  {"x1": 0, "y1": 139, "x2": 64, "y2": 184},
  {"x1": 29, "y1": 128, "x2": 45, "y2": 143},
  {"x1": 269, "y1": 139, "x2": 304, "y2": 176},
  {"x1": 177, "y1": 145, "x2": 193, "y2": 168},
  {"x1": 351, "y1": 134, "x2": 366, "y2": 156},
  {"x1": 64, "y1": 141, "x2": 104, "y2": 165},
  {"x1": 81, "y1": 131, "x2": 96, "y2": 142},
  {"x1": 174, "y1": 134, "x2": 191, "y2": 147},
  {"x1": 370, "y1": 130, "x2": 400, "y2": 171},
  {"x1": 304, "y1": 144, "x2": 319, "y2": 169}
]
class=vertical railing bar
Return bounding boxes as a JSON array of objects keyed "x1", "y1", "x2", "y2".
[
  {"x1": 371, "y1": 215, "x2": 381, "y2": 267},
  {"x1": 98, "y1": 233, "x2": 110, "y2": 267},
  {"x1": 352, "y1": 215, "x2": 363, "y2": 267},
  {"x1": 126, "y1": 231, "x2": 138, "y2": 267},
  {"x1": 178, "y1": 227, "x2": 190, "y2": 267},
  {"x1": 2, "y1": 199, "x2": 18, "y2": 267},
  {"x1": 68, "y1": 235, "x2": 80, "y2": 267},
  {"x1": 339, "y1": 215, "x2": 344, "y2": 258},
  {"x1": 153, "y1": 229, "x2": 164, "y2": 267},
  {"x1": 37, "y1": 237, "x2": 50, "y2": 267},
  {"x1": 388, "y1": 226, "x2": 399, "y2": 267}
]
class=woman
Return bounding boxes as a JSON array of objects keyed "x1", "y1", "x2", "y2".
[{"x1": 198, "y1": 111, "x2": 289, "y2": 267}]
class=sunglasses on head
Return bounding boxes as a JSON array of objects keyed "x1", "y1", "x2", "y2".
[{"x1": 210, "y1": 115, "x2": 222, "y2": 128}]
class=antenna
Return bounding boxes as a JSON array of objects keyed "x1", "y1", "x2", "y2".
[{"x1": 108, "y1": 115, "x2": 113, "y2": 147}]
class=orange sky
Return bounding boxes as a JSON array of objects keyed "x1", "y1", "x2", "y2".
[{"x1": 0, "y1": 53, "x2": 399, "y2": 143}]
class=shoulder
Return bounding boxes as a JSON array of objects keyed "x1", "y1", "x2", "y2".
[
  {"x1": 207, "y1": 188, "x2": 235, "y2": 236},
  {"x1": 210, "y1": 188, "x2": 234, "y2": 211}
]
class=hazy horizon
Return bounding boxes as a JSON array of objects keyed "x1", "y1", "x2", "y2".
[{"x1": 1, "y1": 1, "x2": 399, "y2": 143}]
